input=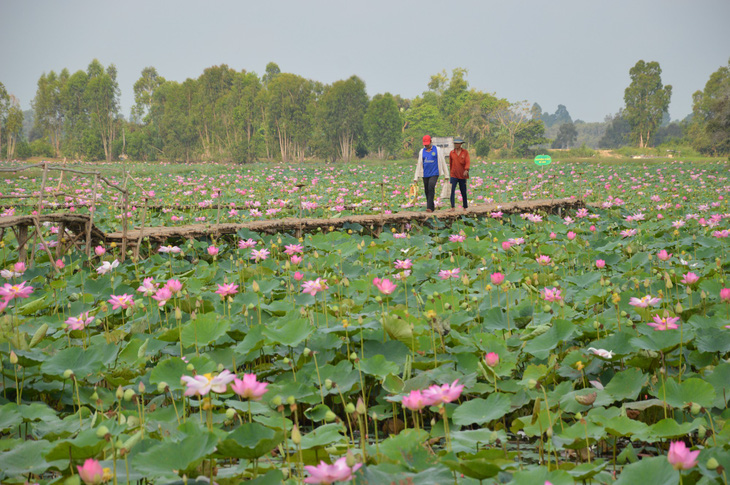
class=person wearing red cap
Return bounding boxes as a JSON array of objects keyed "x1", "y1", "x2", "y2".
[{"x1": 413, "y1": 135, "x2": 448, "y2": 212}]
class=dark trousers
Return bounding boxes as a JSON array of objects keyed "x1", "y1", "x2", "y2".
[
  {"x1": 450, "y1": 177, "x2": 468, "y2": 208},
  {"x1": 422, "y1": 175, "x2": 439, "y2": 211}
]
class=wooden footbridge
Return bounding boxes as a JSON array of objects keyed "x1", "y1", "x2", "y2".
[{"x1": 0, "y1": 197, "x2": 585, "y2": 266}]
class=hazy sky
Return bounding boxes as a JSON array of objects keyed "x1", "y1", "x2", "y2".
[{"x1": 1, "y1": 0, "x2": 728, "y2": 122}]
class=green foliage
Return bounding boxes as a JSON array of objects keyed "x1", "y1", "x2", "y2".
[
  {"x1": 551, "y1": 122, "x2": 578, "y2": 149},
  {"x1": 690, "y1": 58, "x2": 730, "y2": 155},
  {"x1": 474, "y1": 137, "x2": 490, "y2": 157},
  {"x1": 317, "y1": 76, "x2": 368, "y2": 162},
  {"x1": 364, "y1": 93, "x2": 401, "y2": 160},
  {"x1": 623, "y1": 60, "x2": 672, "y2": 148}
]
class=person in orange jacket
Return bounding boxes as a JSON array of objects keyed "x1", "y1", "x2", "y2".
[{"x1": 449, "y1": 137, "x2": 470, "y2": 211}]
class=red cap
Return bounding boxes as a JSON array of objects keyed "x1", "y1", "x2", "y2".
[{"x1": 422, "y1": 135, "x2": 431, "y2": 145}]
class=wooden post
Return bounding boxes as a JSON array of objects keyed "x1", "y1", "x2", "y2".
[
  {"x1": 87, "y1": 173, "x2": 99, "y2": 258},
  {"x1": 55, "y1": 222, "x2": 65, "y2": 259},
  {"x1": 134, "y1": 198, "x2": 148, "y2": 261},
  {"x1": 17, "y1": 225, "x2": 28, "y2": 263}
]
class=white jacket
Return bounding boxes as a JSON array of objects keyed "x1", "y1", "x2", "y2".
[{"x1": 413, "y1": 145, "x2": 448, "y2": 181}]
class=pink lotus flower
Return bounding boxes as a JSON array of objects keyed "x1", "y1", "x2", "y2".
[
  {"x1": 681, "y1": 272, "x2": 699, "y2": 285},
  {"x1": 589, "y1": 225, "x2": 596, "y2": 232},
  {"x1": 0, "y1": 281, "x2": 34, "y2": 301},
  {"x1": 304, "y1": 456, "x2": 362, "y2": 484},
  {"x1": 207, "y1": 246, "x2": 219, "y2": 256},
  {"x1": 393, "y1": 270, "x2": 411, "y2": 280},
  {"x1": 13, "y1": 261, "x2": 26, "y2": 274},
  {"x1": 721, "y1": 288, "x2": 730, "y2": 302},
  {"x1": 394, "y1": 259, "x2": 413, "y2": 270},
  {"x1": 108, "y1": 294, "x2": 135, "y2": 310},
  {"x1": 657, "y1": 250, "x2": 672, "y2": 261},
  {"x1": 231, "y1": 373, "x2": 269, "y2": 401},
  {"x1": 165, "y1": 279, "x2": 183, "y2": 293},
  {"x1": 667, "y1": 441, "x2": 699, "y2": 470},
  {"x1": 536, "y1": 255, "x2": 551, "y2": 266},
  {"x1": 490, "y1": 272, "x2": 505, "y2": 285},
  {"x1": 158, "y1": 245, "x2": 181, "y2": 254},
  {"x1": 250, "y1": 248, "x2": 270, "y2": 262},
  {"x1": 401, "y1": 389, "x2": 435, "y2": 411},
  {"x1": 293, "y1": 271, "x2": 304, "y2": 281},
  {"x1": 423, "y1": 379, "x2": 464, "y2": 404},
  {"x1": 629, "y1": 295, "x2": 661, "y2": 308},
  {"x1": 238, "y1": 238, "x2": 257, "y2": 249},
  {"x1": 55, "y1": 259, "x2": 65, "y2": 269},
  {"x1": 439, "y1": 268, "x2": 461, "y2": 280},
  {"x1": 284, "y1": 244, "x2": 303, "y2": 255},
  {"x1": 291, "y1": 255, "x2": 303, "y2": 265},
  {"x1": 373, "y1": 277, "x2": 397, "y2": 295},
  {"x1": 567, "y1": 231, "x2": 576, "y2": 240},
  {"x1": 66, "y1": 312, "x2": 95, "y2": 331},
  {"x1": 94, "y1": 246, "x2": 106, "y2": 256},
  {"x1": 137, "y1": 277, "x2": 158, "y2": 297},
  {"x1": 501, "y1": 241, "x2": 511, "y2": 251},
  {"x1": 648, "y1": 315, "x2": 680, "y2": 331},
  {"x1": 302, "y1": 278, "x2": 329, "y2": 296},
  {"x1": 449, "y1": 234, "x2": 466, "y2": 243},
  {"x1": 541, "y1": 287, "x2": 562, "y2": 302},
  {"x1": 216, "y1": 283, "x2": 239, "y2": 298},
  {"x1": 549, "y1": 232, "x2": 557, "y2": 239},
  {"x1": 152, "y1": 287, "x2": 173, "y2": 306},
  {"x1": 485, "y1": 352, "x2": 499, "y2": 367},
  {"x1": 77, "y1": 458, "x2": 105, "y2": 485},
  {"x1": 595, "y1": 259, "x2": 606, "y2": 269}
]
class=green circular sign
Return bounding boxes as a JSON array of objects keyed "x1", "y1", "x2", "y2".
[{"x1": 534, "y1": 154, "x2": 552, "y2": 166}]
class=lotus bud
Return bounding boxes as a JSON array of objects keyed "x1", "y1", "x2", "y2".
[
  {"x1": 122, "y1": 430, "x2": 143, "y2": 453},
  {"x1": 138, "y1": 382, "x2": 145, "y2": 394},
  {"x1": 157, "y1": 382, "x2": 168, "y2": 393},
  {"x1": 30, "y1": 323, "x2": 49, "y2": 348},
  {"x1": 96, "y1": 425, "x2": 110, "y2": 438},
  {"x1": 324, "y1": 379, "x2": 333, "y2": 390},
  {"x1": 252, "y1": 280, "x2": 260, "y2": 293},
  {"x1": 226, "y1": 408, "x2": 236, "y2": 420},
  {"x1": 527, "y1": 379, "x2": 537, "y2": 389},
  {"x1": 707, "y1": 457, "x2": 720, "y2": 470},
  {"x1": 350, "y1": 352, "x2": 358, "y2": 361},
  {"x1": 690, "y1": 402, "x2": 702, "y2": 415},
  {"x1": 63, "y1": 369, "x2": 74, "y2": 379},
  {"x1": 325, "y1": 411, "x2": 336, "y2": 422},
  {"x1": 291, "y1": 424, "x2": 302, "y2": 445},
  {"x1": 303, "y1": 348, "x2": 311, "y2": 357},
  {"x1": 248, "y1": 303, "x2": 255, "y2": 310},
  {"x1": 356, "y1": 398, "x2": 367, "y2": 415},
  {"x1": 345, "y1": 403, "x2": 356, "y2": 414},
  {"x1": 575, "y1": 412, "x2": 583, "y2": 420},
  {"x1": 186, "y1": 363, "x2": 195, "y2": 371},
  {"x1": 546, "y1": 426, "x2": 553, "y2": 437},
  {"x1": 272, "y1": 395, "x2": 282, "y2": 407},
  {"x1": 90, "y1": 391, "x2": 99, "y2": 401},
  {"x1": 698, "y1": 424, "x2": 707, "y2": 438},
  {"x1": 675, "y1": 302, "x2": 683, "y2": 313},
  {"x1": 286, "y1": 395, "x2": 295, "y2": 406},
  {"x1": 116, "y1": 386, "x2": 124, "y2": 400},
  {"x1": 174, "y1": 307, "x2": 182, "y2": 320},
  {"x1": 123, "y1": 388, "x2": 136, "y2": 402},
  {"x1": 9, "y1": 351, "x2": 18, "y2": 365},
  {"x1": 346, "y1": 450, "x2": 357, "y2": 468}
]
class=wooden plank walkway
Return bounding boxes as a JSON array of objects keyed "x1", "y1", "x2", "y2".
[{"x1": 104, "y1": 197, "x2": 584, "y2": 244}]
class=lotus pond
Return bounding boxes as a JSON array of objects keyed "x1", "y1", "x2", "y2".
[{"x1": 0, "y1": 158, "x2": 730, "y2": 484}]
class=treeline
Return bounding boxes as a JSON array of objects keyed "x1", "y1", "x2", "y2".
[
  {"x1": 534, "y1": 59, "x2": 730, "y2": 156},
  {"x1": 1, "y1": 58, "x2": 728, "y2": 161},
  {"x1": 2, "y1": 62, "x2": 549, "y2": 162}
]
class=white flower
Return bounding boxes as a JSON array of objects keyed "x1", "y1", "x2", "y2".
[
  {"x1": 96, "y1": 259, "x2": 119, "y2": 275},
  {"x1": 587, "y1": 347, "x2": 614, "y2": 359}
]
